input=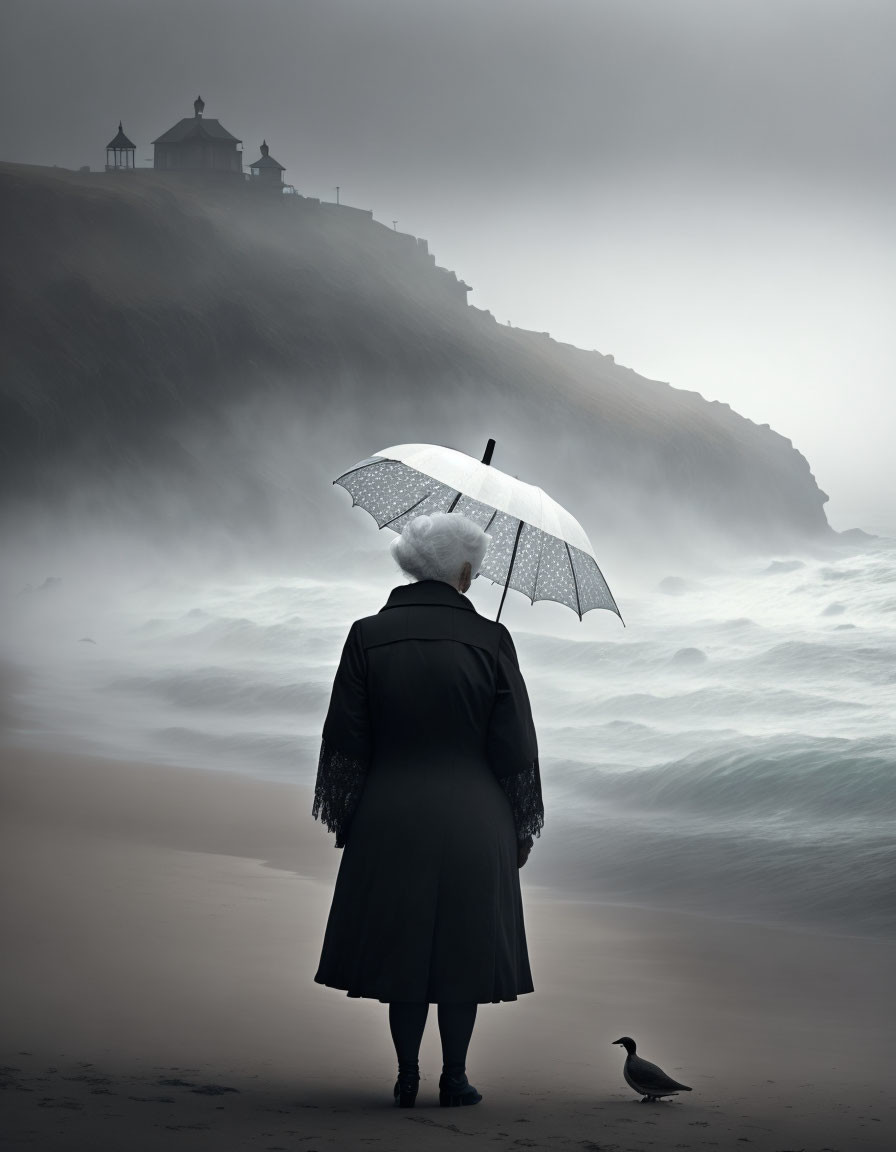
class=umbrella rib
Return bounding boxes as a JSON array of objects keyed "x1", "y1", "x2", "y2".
[
  {"x1": 564, "y1": 541, "x2": 582, "y2": 622},
  {"x1": 381, "y1": 490, "x2": 433, "y2": 529},
  {"x1": 529, "y1": 532, "x2": 545, "y2": 605},
  {"x1": 496, "y1": 519, "x2": 525, "y2": 623}
]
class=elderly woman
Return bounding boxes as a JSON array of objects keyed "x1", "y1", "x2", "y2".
[{"x1": 312, "y1": 511, "x2": 544, "y2": 1108}]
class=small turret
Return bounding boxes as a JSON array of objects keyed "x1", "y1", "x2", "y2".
[{"x1": 248, "y1": 139, "x2": 286, "y2": 185}]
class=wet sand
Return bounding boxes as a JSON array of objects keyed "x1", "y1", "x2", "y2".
[{"x1": 1, "y1": 744, "x2": 893, "y2": 1150}]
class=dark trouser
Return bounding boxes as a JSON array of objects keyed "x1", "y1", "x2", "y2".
[{"x1": 389, "y1": 1001, "x2": 477, "y2": 1076}]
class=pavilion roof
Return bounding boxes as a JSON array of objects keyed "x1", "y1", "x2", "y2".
[
  {"x1": 107, "y1": 122, "x2": 136, "y2": 150},
  {"x1": 249, "y1": 152, "x2": 286, "y2": 171},
  {"x1": 153, "y1": 118, "x2": 241, "y2": 146}
]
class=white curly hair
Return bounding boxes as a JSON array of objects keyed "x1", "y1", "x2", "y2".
[{"x1": 390, "y1": 512, "x2": 489, "y2": 585}]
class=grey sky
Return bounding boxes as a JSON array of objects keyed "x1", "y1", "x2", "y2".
[{"x1": 2, "y1": 0, "x2": 893, "y2": 528}]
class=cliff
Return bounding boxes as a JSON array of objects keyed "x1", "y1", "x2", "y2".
[{"x1": 0, "y1": 162, "x2": 831, "y2": 553}]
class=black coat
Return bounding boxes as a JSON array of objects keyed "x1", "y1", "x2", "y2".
[{"x1": 312, "y1": 578, "x2": 544, "y2": 1004}]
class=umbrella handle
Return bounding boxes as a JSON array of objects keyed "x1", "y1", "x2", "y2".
[{"x1": 496, "y1": 520, "x2": 524, "y2": 623}]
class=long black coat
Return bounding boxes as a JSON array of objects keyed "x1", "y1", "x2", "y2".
[{"x1": 312, "y1": 578, "x2": 544, "y2": 1004}]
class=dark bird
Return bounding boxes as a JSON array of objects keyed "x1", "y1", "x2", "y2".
[{"x1": 612, "y1": 1036, "x2": 692, "y2": 1102}]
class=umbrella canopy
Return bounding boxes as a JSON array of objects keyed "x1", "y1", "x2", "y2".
[{"x1": 334, "y1": 441, "x2": 622, "y2": 623}]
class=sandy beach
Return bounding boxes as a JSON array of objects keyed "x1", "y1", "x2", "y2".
[{"x1": 1, "y1": 744, "x2": 893, "y2": 1151}]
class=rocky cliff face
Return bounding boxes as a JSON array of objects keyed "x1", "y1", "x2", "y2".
[{"x1": 0, "y1": 162, "x2": 830, "y2": 553}]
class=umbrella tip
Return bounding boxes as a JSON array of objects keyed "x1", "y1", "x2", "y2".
[{"x1": 481, "y1": 438, "x2": 496, "y2": 466}]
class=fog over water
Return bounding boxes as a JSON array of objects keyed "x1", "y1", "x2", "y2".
[{"x1": 5, "y1": 520, "x2": 894, "y2": 940}]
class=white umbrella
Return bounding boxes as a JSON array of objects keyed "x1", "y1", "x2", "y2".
[{"x1": 334, "y1": 439, "x2": 623, "y2": 624}]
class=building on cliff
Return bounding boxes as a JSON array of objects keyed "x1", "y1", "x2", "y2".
[
  {"x1": 152, "y1": 96, "x2": 242, "y2": 174},
  {"x1": 247, "y1": 140, "x2": 285, "y2": 186},
  {"x1": 105, "y1": 122, "x2": 136, "y2": 171},
  {"x1": 97, "y1": 95, "x2": 469, "y2": 305}
]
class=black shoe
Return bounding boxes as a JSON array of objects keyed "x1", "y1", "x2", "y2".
[
  {"x1": 438, "y1": 1071, "x2": 482, "y2": 1107},
  {"x1": 393, "y1": 1068, "x2": 420, "y2": 1108}
]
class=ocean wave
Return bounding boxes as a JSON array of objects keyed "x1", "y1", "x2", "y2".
[
  {"x1": 180, "y1": 615, "x2": 306, "y2": 650},
  {"x1": 110, "y1": 669, "x2": 328, "y2": 714},
  {"x1": 577, "y1": 686, "x2": 870, "y2": 721},
  {"x1": 544, "y1": 734, "x2": 896, "y2": 822},
  {"x1": 819, "y1": 565, "x2": 867, "y2": 582},
  {"x1": 135, "y1": 612, "x2": 339, "y2": 658},
  {"x1": 764, "y1": 559, "x2": 806, "y2": 574},
  {"x1": 746, "y1": 639, "x2": 894, "y2": 681}
]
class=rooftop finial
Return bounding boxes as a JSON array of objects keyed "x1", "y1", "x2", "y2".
[
  {"x1": 194, "y1": 94, "x2": 205, "y2": 118},
  {"x1": 260, "y1": 140, "x2": 269, "y2": 157}
]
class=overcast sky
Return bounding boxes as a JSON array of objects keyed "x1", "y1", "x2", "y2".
[{"x1": 2, "y1": 0, "x2": 893, "y2": 530}]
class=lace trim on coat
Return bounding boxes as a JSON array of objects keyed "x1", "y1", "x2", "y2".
[
  {"x1": 498, "y1": 758, "x2": 545, "y2": 843},
  {"x1": 312, "y1": 737, "x2": 368, "y2": 849}
]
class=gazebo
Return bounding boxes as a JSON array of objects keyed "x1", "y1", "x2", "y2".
[
  {"x1": 248, "y1": 140, "x2": 286, "y2": 185},
  {"x1": 106, "y1": 122, "x2": 136, "y2": 171}
]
